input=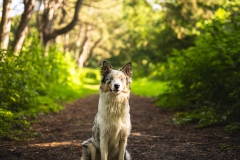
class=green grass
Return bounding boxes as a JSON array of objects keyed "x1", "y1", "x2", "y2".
[
  {"x1": 47, "y1": 84, "x2": 98, "y2": 101},
  {"x1": 131, "y1": 78, "x2": 167, "y2": 97}
]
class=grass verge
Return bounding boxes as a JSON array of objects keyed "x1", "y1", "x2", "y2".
[{"x1": 131, "y1": 78, "x2": 167, "y2": 97}]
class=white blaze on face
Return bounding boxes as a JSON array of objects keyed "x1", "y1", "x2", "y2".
[{"x1": 109, "y1": 70, "x2": 126, "y2": 94}]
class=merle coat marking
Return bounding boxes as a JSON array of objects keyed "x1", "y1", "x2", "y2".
[{"x1": 81, "y1": 61, "x2": 132, "y2": 160}]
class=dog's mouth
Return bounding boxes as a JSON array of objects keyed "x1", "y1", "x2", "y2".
[{"x1": 110, "y1": 89, "x2": 121, "y2": 94}]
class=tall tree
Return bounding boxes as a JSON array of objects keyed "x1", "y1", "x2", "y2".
[
  {"x1": 78, "y1": 24, "x2": 92, "y2": 68},
  {"x1": 0, "y1": 0, "x2": 12, "y2": 50},
  {"x1": 12, "y1": 0, "x2": 36, "y2": 52}
]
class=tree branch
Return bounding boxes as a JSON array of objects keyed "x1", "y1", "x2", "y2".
[{"x1": 43, "y1": 0, "x2": 83, "y2": 45}]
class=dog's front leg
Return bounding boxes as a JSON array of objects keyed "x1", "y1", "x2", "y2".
[
  {"x1": 118, "y1": 138, "x2": 127, "y2": 160},
  {"x1": 100, "y1": 135, "x2": 108, "y2": 160}
]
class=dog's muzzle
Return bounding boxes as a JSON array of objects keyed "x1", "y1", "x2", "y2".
[{"x1": 110, "y1": 84, "x2": 121, "y2": 94}]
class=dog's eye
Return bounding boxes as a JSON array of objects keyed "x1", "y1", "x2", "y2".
[
  {"x1": 121, "y1": 77, "x2": 125, "y2": 81},
  {"x1": 106, "y1": 77, "x2": 112, "y2": 81}
]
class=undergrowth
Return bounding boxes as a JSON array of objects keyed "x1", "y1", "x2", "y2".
[
  {"x1": 0, "y1": 39, "x2": 98, "y2": 140},
  {"x1": 157, "y1": 5, "x2": 240, "y2": 130}
]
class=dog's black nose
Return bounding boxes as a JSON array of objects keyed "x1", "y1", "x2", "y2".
[{"x1": 114, "y1": 84, "x2": 120, "y2": 89}]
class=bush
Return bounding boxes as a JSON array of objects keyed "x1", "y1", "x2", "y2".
[
  {"x1": 158, "y1": 4, "x2": 240, "y2": 127},
  {"x1": 0, "y1": 36, "x2": 97, "y2": 140},
  {"x1": 0, "y1": 41, "x2": 70, "y2": 112}
]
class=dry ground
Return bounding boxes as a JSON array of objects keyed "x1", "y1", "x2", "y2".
[{"x1": 1, "y1": 94, "x2": 240, "y2": 160}]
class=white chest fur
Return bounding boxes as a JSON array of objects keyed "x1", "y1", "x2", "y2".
[{"x1": 97, "y1": 92, "x2": 131, "y2": 141}]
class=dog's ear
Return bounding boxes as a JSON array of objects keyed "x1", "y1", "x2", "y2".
[
  {"x1": 101, "y1": 60, "x2": 113, "y2": 76},
  {"x1": 120, "y1": 62, "x2": 132, "y2": 78}
]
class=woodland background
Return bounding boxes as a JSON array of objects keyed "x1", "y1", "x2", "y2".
[{"x1": 0, "y1": 0, "x2": 240, "y2": 140}]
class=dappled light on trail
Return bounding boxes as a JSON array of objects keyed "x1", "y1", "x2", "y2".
[
  {"x1": 131, "y1": 132, "x2": 163, "y2": 138},
  {"x1": 29, "y1": 140, "x2": 82, "y2": 147}
]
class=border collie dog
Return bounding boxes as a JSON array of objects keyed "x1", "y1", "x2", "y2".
[{"x1": 81, "y1": 60, "x2": 132, "y2": 160}]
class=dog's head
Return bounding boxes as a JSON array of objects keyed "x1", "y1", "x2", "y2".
[{"x1": 100, "y1": 60, "x2": 132, "y2": 94}]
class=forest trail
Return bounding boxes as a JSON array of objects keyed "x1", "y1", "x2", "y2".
[{"x1": 1, "y1": 94, "x2": 240, "y2": 160}]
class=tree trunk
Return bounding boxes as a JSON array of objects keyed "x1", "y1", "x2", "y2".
[
  {"x1": 36, "y1": 0, "x2": 43, "y2": 41},
  {"x1": 88, "y1": 37, "x2": 102, "y2": 59},
  {"x1": 0, "y1": 0, "x2": 12, "y2": 50},
  {"x1": 83, "y1": 37, "x2": 102, "y2": 66},
  {"x1": 42, "y1": 0, "x2": 83, "y2": 46},
  {"x1": 75, "y1": 24, "x2": 87, "y2": 62},
  {"x1": 12, "y1": 0, "x2": 36, "y2": 52},
  {"x1": 78, "y1": 25, "x2": 92, "y2": 68}
]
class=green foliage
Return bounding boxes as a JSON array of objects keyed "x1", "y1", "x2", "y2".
[
  {"x1": 0, "y1": 108, "x2": 32, "y2": 140},
  {"x1": 0, "y1": 38, "x2": 69, "y2": 112},
  {"x1": 106, "y1": 0, "x2": 224, "y2": 79},
  {"x1": 224, "y1": 123, "x2": 240, "y2": 133},
  {"x1": 157, "y1": 3, "x2": 240, "y2": 128},
  {"x1": 172, "y1": 108, "x2": 227, "y2": 128},
  {"x1": 131, "y1": 78, "x2": 167, "y2": 97},
  {"x1": 220, "y1": 143, "x2": 240, "y2": 151},
  {"x1": 0, "y1": 35, "x2": 98, "y2": 140},
  {"x1": 79, "y1": 68, "x2": 101, "y2": 85}
]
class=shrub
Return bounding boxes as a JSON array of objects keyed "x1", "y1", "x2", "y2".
[
  {"x1": 158, "y1": 4, "x2": 240, "y2": 127},
  {"x1": 0, "y1": 35, "x2": 98, "y2": 140}
]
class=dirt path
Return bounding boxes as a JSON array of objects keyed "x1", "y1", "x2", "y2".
[{"x1": 1, "y1": 94, "x2": 240, "y2": 160}]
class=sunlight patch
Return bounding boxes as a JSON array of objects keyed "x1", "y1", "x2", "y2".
[
  {"x1": 131, "y1": 132, "x2": 162, "y2": 138},
  {"x1": 29, "y1": 140, "x2": 82, "y2": 147}
]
